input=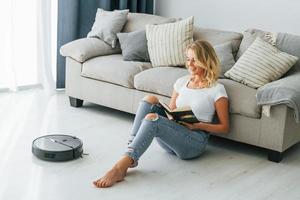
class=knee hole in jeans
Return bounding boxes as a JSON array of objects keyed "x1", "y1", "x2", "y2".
[
  {"x1": 142, "y1": 95, "x2": 159, "y2": 105},
  {"x1": 144, "y1": 113, "x2": 159, "y2": 121}
]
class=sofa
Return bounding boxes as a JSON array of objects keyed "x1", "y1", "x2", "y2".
[{"x1": 60, "y1": 13, "x2": 300, "y2": 163}]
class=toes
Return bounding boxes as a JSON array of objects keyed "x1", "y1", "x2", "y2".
[
  {"x1": 93, "y1": 180, "x2": 98, "y2": 187},
  {"x1": 100, "y1": 180, "x2": 106, "y2": 188},
  {"x1": 94, "y1": 179, "x2": 103, "y2": 188},
  {"x1": 93, "y1": 178, "x2": 110, "y2": 188},
  {"x1": 98, "y1": 179, "x2": 104, "y2": 188},
  {"x1": 93, "y1": 168, "x2": 125, "y2": 188},
  {"x1": 102, "y1": 181, "x2": 107, "y2": 188},
  {"x1": 104, "y1": 180, "x2": 112, "y2": 188},
  {"x1": 102, "y1": 180, "x2": 110, "y2": 188},
  {"x1": 93, "y1": 180, "x2": 98, "y2": 186}
]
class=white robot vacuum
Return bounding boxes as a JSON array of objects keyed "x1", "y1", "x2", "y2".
[{"x1": 32, "y1": 134, "x2": 83, "y2": 161}]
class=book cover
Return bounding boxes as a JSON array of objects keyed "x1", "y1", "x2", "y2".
[{"x1": 159, "y1": 100, "x2": 199, "y2": 123}]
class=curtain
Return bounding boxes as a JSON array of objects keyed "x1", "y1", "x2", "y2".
[
  {"x1": 56, "y1": 0, "x2": 154, "y2": 88},
  {"x1": 37, "y1": 0, "x2": 57, "y2": 95},
  {"x1": 0, "y1": 0, "x2": 57, "y2": 93}
]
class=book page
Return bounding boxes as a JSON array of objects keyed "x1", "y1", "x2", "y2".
[
  {"x1": 173, "y1": 106, "x2": 191, "y2": 112},
  {"x1": 159, "y1": 100, "x2": 191, "y2": 113}
]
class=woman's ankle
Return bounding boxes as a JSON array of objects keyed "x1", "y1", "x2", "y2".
[{"x1": 115, "y1": 156, "x2": 134, "y2": 170}]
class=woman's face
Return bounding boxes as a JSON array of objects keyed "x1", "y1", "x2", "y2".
[{"x1": 186, "y1": 49, "x2": 205, "y2": 76}]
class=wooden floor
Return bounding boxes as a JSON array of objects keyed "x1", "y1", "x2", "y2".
[{"x1": 0, "y1": 89, "x2": 300, "y2": 200}]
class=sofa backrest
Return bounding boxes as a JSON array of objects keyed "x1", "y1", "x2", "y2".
[
  {"x1": 122, "y1": 13, "x2": 177, "y2": 33},
  {"x1": 193, "y1": 27, "x2": 243, "y2": 58},
  {"x1": 122, "y1": 13, "x2": 243, "y2": 58}
]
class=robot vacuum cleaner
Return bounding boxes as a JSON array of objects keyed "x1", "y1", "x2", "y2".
[{"x1": 32, "y1": 134, "x2": 83, "y2": 161}]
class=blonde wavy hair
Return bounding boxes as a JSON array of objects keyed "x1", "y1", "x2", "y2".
[{"x1": 186, "y1": 40, "x2": 220, "y2": 87}]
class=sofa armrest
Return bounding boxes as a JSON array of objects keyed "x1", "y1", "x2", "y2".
[
  {"x1": 256, "y1": 71, "x2": 300, "y2": 123},
  {"x1": 60, "y1": 38, "x2": 121, "y2": 63}
]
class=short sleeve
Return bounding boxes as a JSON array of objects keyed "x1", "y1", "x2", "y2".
[
  {"x1": 214, "y1": 84, "x2": 228, "y2": 102},
  {"x1": 173, "y1": 76, "x2": 189, "y2": 92}
]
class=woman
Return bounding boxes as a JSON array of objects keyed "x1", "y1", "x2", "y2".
[{"x1": 93, "y1": 40, "x2": 230, "y2": 188}]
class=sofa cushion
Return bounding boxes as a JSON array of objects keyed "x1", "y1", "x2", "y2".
[
  {"x1": 87, "y1": 9, "x2": 129, "y2": 48},
  {"x1": 117, "y1": 30, "x2": 150, "y2": 62},
  {"x1": 236, "y1": 29, "x2": 300, "y2": 75},
  {"x1": 236, "y1": 28, "x2": 276, "y2": 60},
  {"x1": 225, "y1": 37, "x2": 298, "y2": 89},
  {"x1": 214, "y1": 42, "x2": 236, "y2": 78},
  {"x1": 146, "y1": 16, "x2": 194, "y2": 67},
  {"x1": 134, "y1": 67, "x2": 189, "y2": 97},
  {"x1": 122, "y1": 13, "x2": 176, "y2": 33},
  {"x1": 276, "y1": 32, "x2": 300, "y2": 73},
  {"x1": 193, "y1": 27, "x2": 243, "y2": 58},
  {"x1": 134, "y1": 67, "x2": 261, "y2": 118},
  {"x1": 81, "y1": 54, "x2": 152, "y2": 88},
  {"x1": 60, "y1": 38, "x2": 121, "y2": 63},
  {"x1": 218, "y1": 79, "x2": 261, "y2": 118}
]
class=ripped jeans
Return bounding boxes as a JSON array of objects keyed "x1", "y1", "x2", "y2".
[{"x1": 125, "y1": 100, "x2": 210, "y2": 167}]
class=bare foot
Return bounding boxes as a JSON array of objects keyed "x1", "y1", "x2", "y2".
[
  {"x1": 93, "y1": 156, "x2": 133, "y2": 188},
  {"x1": 93, "y1": 165, "x2": 126, "y2": 188}
]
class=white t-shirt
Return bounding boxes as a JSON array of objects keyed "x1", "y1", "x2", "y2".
[{"x1": 174, "y1": 75, "x2": 228, "y2": 123}]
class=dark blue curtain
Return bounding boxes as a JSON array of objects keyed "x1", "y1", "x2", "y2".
[{"x1": 56, "y1": 0, "x2": 154, "y2": 88}]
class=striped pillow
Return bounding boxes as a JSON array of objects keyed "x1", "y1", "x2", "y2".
[
  {"x1": 225, "y1": 37, "x2": 298, "y2": 88},
  {"x1": 146, "y1": 16, "x2": 194, "y2": 67}
]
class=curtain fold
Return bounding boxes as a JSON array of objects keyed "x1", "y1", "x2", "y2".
[
  {"x1": 56, "y1": 0, "x2": 80, "y2": 89},
  {"x1": 37, "y1": 0, "x2": 56, "y2": 95},
  {"x1": 56, "y1": 0, "x2": 154, "y2": 88}
]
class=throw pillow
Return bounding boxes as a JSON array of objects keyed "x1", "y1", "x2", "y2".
[
  {"x1": 236, "y1": 28, "x2": 277, "y2": 59},
  {"x1": 224, "y1": 37, "x2": 298, "y2": 88},
  {"x1": 87, "y1": 9, "x2": 129, "y2": 48},
  {"x1": 146, "y1": 16, "x2": 194, "y2": 67},
  {"x1": 60, "y1": 38, "x2": 121, "y2": 63},
  {"x1": 276, "y1": 32, "x2": 300, "y2": 74},
  {"x1": 214, "y1": 42, "x2": 236, "y2": 78},
  {"x1": 117, "y1": 30, "x2": 150, "y2": 62},
  {"x1": 193, "y1": 27, "x2": 243, "y2": 58}
]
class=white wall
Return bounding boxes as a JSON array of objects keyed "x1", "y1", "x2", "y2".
[{"x1": 155, "y1": 0, "x2": 300, "y2": 35}]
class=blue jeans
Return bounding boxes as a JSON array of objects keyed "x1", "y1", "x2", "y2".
[{"x1": 125, "y1": 100, "x2": 209, "y2": 167}]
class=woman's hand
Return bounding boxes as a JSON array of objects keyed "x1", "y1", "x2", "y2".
[
  {"x1": 178, "y1": 121, "x2": 197, "y2": 130},
  {"x1": 180, "y1": 97, "x2": 230, "y2": 134}
]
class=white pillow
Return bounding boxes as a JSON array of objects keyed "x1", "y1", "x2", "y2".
[
  {"x1": 225, "y1": 37, "x2": 298, "y2": 88},
  {"x1": 146, "y1": 16, "x2": 194, "y2": 67},
  {"x1": 87, "y1": 9, "x2": 129, "y2": 48}
]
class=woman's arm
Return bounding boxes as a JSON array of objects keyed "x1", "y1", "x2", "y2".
[
  {"x1": 169, "y1": 90, "x2": 179, "y2": 110},
  {"x1": 165, "y1": 90, "x2": 179, "y2": 121},
  {"x1": 182, "y1": 97, "x2": 230, "y2": 134}
]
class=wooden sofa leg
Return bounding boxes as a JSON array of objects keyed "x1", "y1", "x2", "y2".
[
  {"x1": 268, "y1": 150, "x2": 283, "y2": 163},
  {"x1": 69, "y1": 97, "x2": 83, "y2": 107}
]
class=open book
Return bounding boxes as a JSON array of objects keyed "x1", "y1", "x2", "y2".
[{"x1": 159, "y1": 100, "x2": 199, "y2": 123}]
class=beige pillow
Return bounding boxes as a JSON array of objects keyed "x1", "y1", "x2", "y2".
[
  {"x1": 146, "y1": 16, "x2": 194, "y2": 67},
  {"x1": 225, "y1": 37, "x2": 298, "y2": 88},
  {"x1": 87, "y1": 9, "x2": 129, "y2": 48},
  {"x1": 60, "y1": 38, "x2": 121, "y2": 63}
]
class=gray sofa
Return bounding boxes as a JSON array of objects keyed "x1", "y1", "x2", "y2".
[{"x1": 60, "y1": 13, "x2": 300, "y2": 162}]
